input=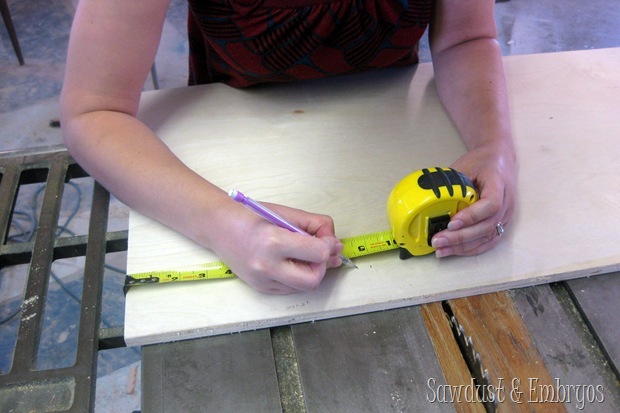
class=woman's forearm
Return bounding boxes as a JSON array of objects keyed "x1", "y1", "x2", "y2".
[
  {"x1": 60, "y1": 109, "x2": 232, "y2": 250},
  {"x1": 432, "y1": 37, "x2": 514, "y2": 158}
]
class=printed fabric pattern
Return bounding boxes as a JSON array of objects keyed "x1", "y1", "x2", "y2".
[{"x1": 187, "y1": 0, "x2": 434, "y2": 87}]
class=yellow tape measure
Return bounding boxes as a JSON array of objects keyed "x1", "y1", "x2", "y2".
[
  {"x1": 124, "y1": 230, "x2": 398, "y2": 287},
  {"x1": 125, "y1": 167, "x2": 478, "y2": 288}
]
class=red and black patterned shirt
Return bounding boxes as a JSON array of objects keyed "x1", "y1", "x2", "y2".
[{"x1": 187, "y1": 0, "x2": 435, "y2": 87}]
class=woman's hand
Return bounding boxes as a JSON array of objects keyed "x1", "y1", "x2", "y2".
[
  {"x1": 211, "y1": 202, "x2": 344, "y2": 294},
  {"x1": 431, "y1": 144, "x2": 517, "y2": 257}
]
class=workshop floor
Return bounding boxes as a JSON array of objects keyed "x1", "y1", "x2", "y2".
[{"x1": 1, "y1": 1, "x2": 619, "y2": 412}]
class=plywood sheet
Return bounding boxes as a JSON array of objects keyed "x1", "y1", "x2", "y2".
[{"x1": 125, "y1": 48, "x2": 620, "y2": 346}]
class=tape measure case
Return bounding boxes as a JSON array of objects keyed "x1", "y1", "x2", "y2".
[{"x1": 386, "y1": 167, "x2": 478, "y2": 256}]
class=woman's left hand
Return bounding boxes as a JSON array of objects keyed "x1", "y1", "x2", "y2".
[{"x1": 431, "y1": 143, "x2": 517, "y2": 257}]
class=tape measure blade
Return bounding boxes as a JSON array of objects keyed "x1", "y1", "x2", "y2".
[
  {"x1": 341, "y1": 230, "x2": 398, "y2": 259},
  {"x1": 126, "y1": 231, "x2": 398, "y2": 288},
  {"x1": 126, "y1": 261, "x2": 236, "y2": 287}
]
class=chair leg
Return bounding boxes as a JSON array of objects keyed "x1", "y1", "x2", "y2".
[{"x1": 0, "y1": 0, "x2": 25, "y2": 65}]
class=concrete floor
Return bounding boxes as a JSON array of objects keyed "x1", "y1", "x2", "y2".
[{"x1": 1, "y1": 0, "x2": 619, "y2": 412}]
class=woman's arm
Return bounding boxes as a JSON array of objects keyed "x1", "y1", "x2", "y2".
[
  {"x1": 428, "y1": 0, "x2": 517, "y2": 257},
  {"x1": 60, "y1": 0, "x2": 342, "y2": 294}
]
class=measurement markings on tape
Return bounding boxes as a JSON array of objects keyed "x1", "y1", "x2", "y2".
[
  {"x1": 125, "y1": 262, "x2": 235, "y2": 286},
  {"x1": 340, "y1": 230, "x2": 399, "y2": 259},
  {"x1": 125, "y1": 230, "x2": 397, "y2": 287}
]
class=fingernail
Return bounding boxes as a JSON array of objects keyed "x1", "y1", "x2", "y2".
[
  {"x1": 432, "y1": 237, "x2": 447, "y2": 248},
  {"x1": 447, "y1": 220, "x2": 463, "y2": 231},
  {"x1": 435, "y1": 247, "x2": 452, "y2": 258}
]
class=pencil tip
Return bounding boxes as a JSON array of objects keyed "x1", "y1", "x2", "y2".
[{"x1": 339, "y1": 255, "x2": 357, "y2": 269}]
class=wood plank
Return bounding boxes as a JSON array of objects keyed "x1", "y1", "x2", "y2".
[
  {"x1": 447, "y1": 291, "x2": 566, "y2": 412},
  {"x1": 512, "y1": 284, "x2": 620, "y2": 413},
  {"x1": 421, "y1": 302, "x2": 486, "y2": 413},
  {"x1": 292, "y1": 307, "x2": 454, "y2": 413},
  {"x1": 140, "y1": 330, "x2": 282, "y2": 413},
  {"x1": 565, "y1": 272, "x2": 620, "y2": 376},
  {"x1": 125, "y1": 48, "x2": 620, "y2": 346}
]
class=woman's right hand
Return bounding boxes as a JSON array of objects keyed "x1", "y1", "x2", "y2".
[{"x1": 211, "y1": 202, "x2": 344, "y2": 294}]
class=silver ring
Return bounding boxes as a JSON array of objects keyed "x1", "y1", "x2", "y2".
[{"x1": 496, "y1": 222, "x2": 505, "y2": 237}]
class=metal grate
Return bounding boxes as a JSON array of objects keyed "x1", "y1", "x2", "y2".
[{"x1": 0, "y1": 146, "x2": 128, "y2": 412}]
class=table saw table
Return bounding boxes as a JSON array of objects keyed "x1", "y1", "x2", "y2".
[{"x1": 2, "y1": 48, "x2": 620, "y2": 412}]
